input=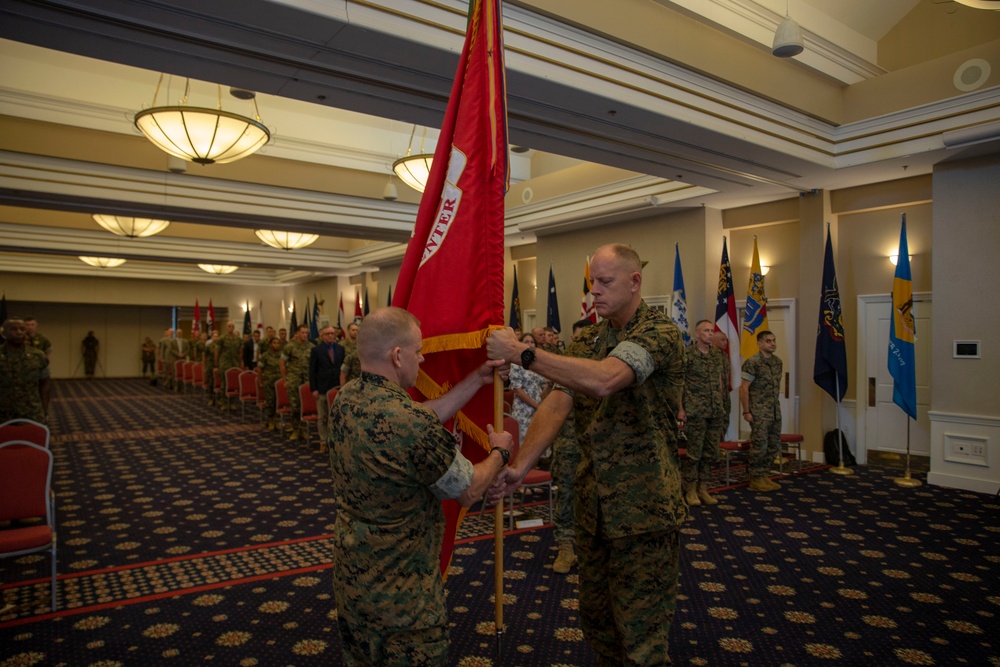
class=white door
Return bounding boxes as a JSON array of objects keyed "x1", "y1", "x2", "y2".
[
  {"x1": 860, "y1": 295, "x2": 932, "y2": 458},
  {"x1": 737, "y1": 298, "x2": 796, "y2": 437}
]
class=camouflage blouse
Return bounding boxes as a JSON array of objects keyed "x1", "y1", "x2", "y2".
[
  {"x1": 562, "y1": 301, "x2": 687, "y2": 540},
  {"x1": 328, "y1": 371, "x2": 471, "y2": 633}
]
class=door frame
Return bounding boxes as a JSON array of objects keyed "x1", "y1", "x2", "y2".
[{"x1": 855, "y1": 292, "x2": 932, "y2": 464}]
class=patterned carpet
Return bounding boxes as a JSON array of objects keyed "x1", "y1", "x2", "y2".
[{"x1": 2, "y1": 379, "x2": 998, "y2": 666}]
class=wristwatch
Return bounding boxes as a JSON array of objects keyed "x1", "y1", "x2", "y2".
[
  {"x1": 520, "y1": 347, "x2": 536, "y2": 370},
  {"x1": 490, "y1": 446, "x2": 510, "y2": 465}
]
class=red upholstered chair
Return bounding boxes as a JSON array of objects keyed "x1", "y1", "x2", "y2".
[
  {"x1": 0, "y1": 419, "x2": 51, "y2": 448},
  {"x1": 719, "y1": 440, "x2": 752, "y2": 485},
  {"x1": 325, "y1": 387, "x2": 338, "y2": 412},
  {"x1": 497, "y1": 414, "x2": 554, "y2": 529},
  {"x1": 275, "y1": 379, "x2": 293, "y2": 435},
  {"x1": 192, "y1": 363, "x2": 205, "y2": 396},
  {"x1": 223, "y1": 367, "x2": 242, "y2": 411},
  {"x1": 778, "y1": 433, "x2": 804, "y2": 473},
  {"x1": 502, "y1": 390, "x2": 514, "y2": 415},
  {"x1": 182, "y1": 361, "x2": 195, "y2": 392},
  {"x1": 0, "y1": 441, "x2": 57, "y2": 612},
  {"x1": 212, "y1": 368, "x2": 223, "y2": 405},
  {"x1": 298, "y1": 383, "x2": 320, "y2": 444},
  {"x1": 238, "y1": 371, "x2": 259, "y2": 422},
  {"x1": 174, "y1": 360, "x2": 186, "y2": 391}
]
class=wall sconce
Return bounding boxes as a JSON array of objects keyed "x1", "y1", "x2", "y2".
[
  {"x1": 888, "y1": 254, "x2": 913, "y2": 266},
  {"x1": 760, "y1": 265, "x2": 771, "y2": 276}
]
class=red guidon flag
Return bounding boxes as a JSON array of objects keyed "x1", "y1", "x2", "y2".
[{"x1": 392, "y1": 0, "x2": 508, "y2": 576}]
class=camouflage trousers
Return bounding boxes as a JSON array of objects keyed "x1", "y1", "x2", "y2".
[
  {"x1": 286, "y1": 372, "x2": 309, "y2": 421},
  {"x1": 577, "y1": 526, "x2": 680, "y2": 666},
  {"x1": 551, "y1": 425, "x2": 580, "y2": 544},
  {"x1": 260, "y1": 374, "x2": 280, "y2": 418},
  {"x1": 749, "y1": 415, "x2": 782, "y2": 478},
  {"x1": 681, "y1": 412, "x2": 727, "y2": 484},
  {"x1": 338, "y1": 617, "x2": 448, "y2": 666}
]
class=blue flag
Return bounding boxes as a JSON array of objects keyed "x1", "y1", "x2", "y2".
[
  {"x1": 242, "y1": 302, "x2": 252, "y2": 335},
  {"x1": 363, "y1": 288, "x2": 370, "y2": 317},
  {"x1": 814, "y1": 227, "x2": 848, "y2": 401},
  {"x1": 671, "y1": 243, "x2": 690, "y2": 344},
  {"x1": 888, "y1": 215, "x2": 917, "y2": 420},
  {"x1": 290, "y1": 301, "x2": 298, "y2": 333},
  {"x1": 386, "y1": 285, "x2": 392, "y2": 308},
  {"x1": 509, "y1": 266, "x2": 522, "y2": 331},
  {"x1": 546, "y1": 265, "x2": 560, "y2": 333},
  {"x1": 310, "y1": 293, "x2": 320, "y2": 341},
  {"x1": 303, "y1": 297, "x2": 311, "y2": 335}
]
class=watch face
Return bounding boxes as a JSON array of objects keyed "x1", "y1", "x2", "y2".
[{"x1": 521, "y1": 348, "x2": 535, "y2": 368}]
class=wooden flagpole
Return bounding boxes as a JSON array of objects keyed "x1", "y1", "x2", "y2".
[{"x1": 493, "y1": 372, "x2": 505, "y2": 658}]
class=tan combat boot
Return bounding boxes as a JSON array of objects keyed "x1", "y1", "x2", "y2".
[
  {"x1": 266, "y1": 419, "x2": 276, "y2": 432},
  {"x1": 696, "y1": 483, "x2": 718, "y2": 505},
  {"x1": 684, "y1": 483, "x2": 702, "y2": 507},
  {"x1": 553, "y1": 542, "x2": 576, "y2": 574},
  {"x1": 764, "y1": 477, "x2": 781, "y2": 490},
  {"x1": 288, "y1": 426, "x2": 300, "y2": 441},
  {"x1": 748, "y1": 477, "x2": 773, "y2": 492}
]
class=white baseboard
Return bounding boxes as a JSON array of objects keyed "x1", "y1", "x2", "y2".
[{"x1": 927, "y1": 472, "x2": 1000, "y2": 495}]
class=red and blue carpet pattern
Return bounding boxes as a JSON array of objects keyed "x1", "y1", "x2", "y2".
[{"x1": 2, "y1": 379, "x2": 998, "y2": 666}]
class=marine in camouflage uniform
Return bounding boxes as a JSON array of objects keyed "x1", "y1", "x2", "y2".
[
  {"x1": 740, "y1": 330, "x2": 783, "y2": 492},
  {"x1": 203, "y1": 332, "x2": 219, "y2": 405},
  {"x1": 216, "y1": 322, "x2": 243, "y2": 371},
  {"x1": 256, "y1": 336, "x2": 284, "y2": 430},
  {"x1": 339, "y1": 328, "x2": 360, "y2": 387},
  {"x1": 678, "y1": 320, "x2": 729, "y2": 507},
  {"x1": 328, "y1": 307, "x2": 511, "y2": 666},
  {"x1": 487, "y1": 244, "x2": 687, "y2": 665},
  {"x1": 0, "y1": 318, "x2": 50, "y2": 423},
  {"x1": 281, "y1": 326, "x2": 313, "y2": 439}
]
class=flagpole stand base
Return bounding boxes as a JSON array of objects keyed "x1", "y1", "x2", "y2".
[
  {"x1": 829, "y1": 464, "x2": 854, "y2": 476},
  {"x1": 893, "y1": 469, "x2": 923, "y2": 487},
  {"x1": 495, "y1": 627, "x2": 504, "y2": 661}
]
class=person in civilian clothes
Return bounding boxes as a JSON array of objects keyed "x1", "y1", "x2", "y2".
[{"x1": 309, "y1": 326, "x2": 345, "y2": 452}]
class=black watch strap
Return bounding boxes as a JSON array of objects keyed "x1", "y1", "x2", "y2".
[
  {"x1": 520, "y1": 347, "x2": 536, "y2": 370},
  {"x1": 490, "y1": 446, "x2": 510, "y2": 465}
]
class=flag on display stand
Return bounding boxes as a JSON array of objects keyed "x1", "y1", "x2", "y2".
[
  {"x1": 888, "y1": 215, "x2": 917, "y2": 420},
  {"x1": 580, "y1": 256, "x2": 596, "y2": 323},
  {"x1": 354, "y1": 291, "x2": 363, "y2": 322},
  {"x1": 0, "y1": 293, "x2": 6, "y2": 326},
  {"x1": 242, "y1": 302, "x2": 252, "y2": 335},
  {"x1": 337, "y1": 295, "x2": 346, "y2": 337},
  {"x1": 303, "y1": 297, "x2": 311, "y2": 336},
  {"x1": 715, "y1": 238, "x2": 741, "y2": 390},
  {"x1": 363, "y1": 288, "x2": 370, "y2": 317},
  {"x1": 391, "y1": 0, "x2": 508, "y2": 578},
  {"x1": 310, "y1": 295, "x2": 320, "y2": 341},
  {"x1": 509, "y1": 266, "x2": 522, "y2": 331},
  {"x1": 193, "y1": 299, "x2": 201, "y2": 335},
  {"x1": 289, "y1": 301, "x2": 298, "y2": 333},
  {"x1": 207, "y1": 300, "x2": 215, "y2": 333},
  {"x1": 670, "y1": 243, "x2": 690, "y2": 345},
  {"x1": 814, "y1": 226, "x2": 848, "y2": 401},
  {"x1": 386, "y1": 285, "x2": 392, "y2": 309},
  {"x1": 740, "y1": 237, "x2": 770, "y2": 361},
  {"x1": 546, "y1": 265, "x2": 561, "y2": 333},
  {"x1": 256, "y1": 300, "x2": 264, "y2": 333}
]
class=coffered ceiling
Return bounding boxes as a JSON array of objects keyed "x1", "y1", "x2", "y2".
[{"x1": 0, "y1": 0, "x2": 997, "y2": 284}]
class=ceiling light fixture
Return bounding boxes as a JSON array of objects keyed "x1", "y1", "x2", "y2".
[
  {"x1": 392, "y1": 125, "x2": 434, "y2": 193},
  {"x1": 254, "y1": 229, "x2": 319, "y2": 250},
  {"x1": 92, "y1": 214, "x2": 171, "y2": 238},
  {"x1": 134, "y1": 74, "x2": 270, "y2": 165},
  {"x1": 198, "y1": 264, "x2": 239, "y2": 274},
  {"x1": 772, "y1": 1, "x2": 804, "y2": 58},
  {"x1": 79, "y1": 256, "x2": 126, "y2": 268},
  {"x1": 953, "y1": 0, "x2": 1000, "y2": 9}
]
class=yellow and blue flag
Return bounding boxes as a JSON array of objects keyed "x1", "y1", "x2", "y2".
[
  {"x1": 741, "y1": 237, "x2": 770, "y2": 360},
  {"x1": 888, "y1": 215, "x2": 917, "y2": 419}
]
